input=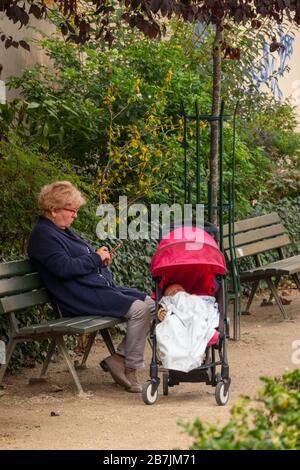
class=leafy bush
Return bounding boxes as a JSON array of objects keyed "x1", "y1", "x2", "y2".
[
  {"x1": 1, "y1": 35, "x2": 208, "y2": 204},
  {"x1": 182, "y1": 369, "x2": 300, "y2": 450},
  {"x1": 239, "y1": 101, "x2": 300, "y2": 204},
  {"x1": 0, "y1": 134, "x2": 95, "y2": 258},
  {"x1": 242, "y1": 101, "x2": 300, "y2": 161}
]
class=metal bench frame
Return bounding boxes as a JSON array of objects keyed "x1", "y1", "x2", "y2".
[
  {"x1": 0, "y1": 260, "x2": 125, "y2": 394},
  {"x1": 224, "y1": 212, "x2": 300, "y2": 323}
]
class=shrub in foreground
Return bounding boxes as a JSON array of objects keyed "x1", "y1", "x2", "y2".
[{"x1": 181, "y1": 369, "x2": 300, "y2": 450}]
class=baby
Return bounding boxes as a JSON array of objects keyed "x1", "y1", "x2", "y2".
[
  {"x1": 155, "y1": 283, "x2": 219, "y2": 372},
  {"x1": 158, "y1": 284, "x2": 186, "y2": 321},
  {"x1": 158, "y1": 283, "x2": 219, "y2": 346}
]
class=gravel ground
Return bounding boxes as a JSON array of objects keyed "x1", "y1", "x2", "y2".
[{"x1": 0, "y1": 290, "x2": 299, "y2": 450}]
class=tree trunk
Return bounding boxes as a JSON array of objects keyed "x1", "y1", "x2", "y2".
[{"x1": 210, "y1": 27, "x2": 223, "y2": 225}]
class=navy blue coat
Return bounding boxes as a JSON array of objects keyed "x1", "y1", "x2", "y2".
[{"x1": 27, "y1": 217, "x2": 146, "y2": 318}]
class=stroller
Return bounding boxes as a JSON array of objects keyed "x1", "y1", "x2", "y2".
[{"x1": 142, "y1": 222, "x2": 231, "y2": 406}]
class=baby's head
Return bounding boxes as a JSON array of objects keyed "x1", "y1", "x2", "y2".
[{"x1": 164, "y1": 283, "x2": 185, "y2": 297}]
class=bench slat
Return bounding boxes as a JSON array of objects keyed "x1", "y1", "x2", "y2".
[
  {"x1": 0, "y1": 260, "x2": 34, "y2": 279},
  {"x1": 17, "y1": 316, "x2": 125, "y2": 336},
  {"x1": 223, "y1": 224, "x2": 287, "y2": 250},
  {"x1": 17, "y1": 318, "x2": 74, "y2": 335},
  {"x1": 0, "y1": 273, "x2": 43, "y2": 297},
  {"x1": 223, "y1": 212, "x2": 281, "y2": 236},
  {"x1": 226, "y1": 234, "x2": 290, "y2": 259},
  {"x1": 0, "y1": 288, "x2": 50, "y2": 314},
  {"x1": 52, "y1": 316, "x2": 125, "y2": 334},
  {"x1": 240, "y1": 268, "x2": 288, "y2": 282},
  {"x1": 256, "y1": 255, "x2": 300, "y2": 274}
]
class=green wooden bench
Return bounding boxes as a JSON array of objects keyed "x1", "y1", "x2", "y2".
[
  {"x1": 224, "y1": 212, "x2": 300, "y2": 322},
  {"x1": 0, "y1": 259, "x2": 125, "y2": 394}
]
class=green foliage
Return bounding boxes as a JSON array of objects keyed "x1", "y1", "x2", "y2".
[
  {"x1": 0, "y1": 134, "x2": 95, "y2": 258},
  {"x1": 178, "y1": 118, "x2": 271, "y2": 217},
  {"x1": 2, "y1": 24, "x2": 299, "y2": 211},
  {"x1": 181, "y1": 369, "x2": 300, "y2": 450},
  {"x1": 1, "y1": 33, "x2": 211, "y2": 204},
  {"x1": 240, "y1": 102, "x2": 300, "y2": 204},
  {"x1": 242, "y1": 101, "x2": 300, "y2": 162},
  {"x1": 110, "y1": 240, "x2": 156, "y2": 293},
  {"x1": 223, "y1": 127, "x2": 271, "y2": 217}
]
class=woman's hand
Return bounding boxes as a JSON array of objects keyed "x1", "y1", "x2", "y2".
[
  {"x1": 96, "y1": 246, "x2": 112, "y2": 266},
  {"x1": 158, "y1": 306, "x2": 167, "y2": 321}
]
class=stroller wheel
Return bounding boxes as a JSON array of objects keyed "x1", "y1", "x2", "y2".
[
  {"x1": 142, "y1": 381, "x2": 158, "y2": 405},
  {"x1": 163, "y1": 372, "x2": 169, "y2": 396},
  {"x1": 215, "y1": 381, "x2": 229, "y2": 406}
]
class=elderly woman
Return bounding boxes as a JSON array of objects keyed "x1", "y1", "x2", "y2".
[{"x1": 27, "y1": 181, "x2": 155, "y2": 393}]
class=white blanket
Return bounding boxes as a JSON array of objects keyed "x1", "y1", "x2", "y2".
[{"x1": 156, "y1": 292, "x2": 219, "y2": 373}]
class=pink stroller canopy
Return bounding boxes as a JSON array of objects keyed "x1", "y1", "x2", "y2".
[{"x1": 151, "y1": 226, "x2": 226, "y2": 296}]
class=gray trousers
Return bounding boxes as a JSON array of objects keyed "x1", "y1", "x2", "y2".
[{"x1": 117, "y1": 296, "x2": 156, "y2": 369}]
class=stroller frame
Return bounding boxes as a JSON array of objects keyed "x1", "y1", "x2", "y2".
[{"x1": 142, "y1": 222, "x2": 231, "y2": 406}]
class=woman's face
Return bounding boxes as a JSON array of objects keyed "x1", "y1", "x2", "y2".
[{"x1": 50, "y1": 206, "x2": 78, "y2": 229}]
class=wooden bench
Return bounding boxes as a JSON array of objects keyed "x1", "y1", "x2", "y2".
[
  {"x1": 0, "y1": 259, "x2": 125, "y2": 394},
  {"x1": 224, "y1": 212, "x2": 300, "y2": 322}
]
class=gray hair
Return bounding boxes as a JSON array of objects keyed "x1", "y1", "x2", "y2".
[{"x1": 38, "y1": 181, "x2": 86, "y2": 216}]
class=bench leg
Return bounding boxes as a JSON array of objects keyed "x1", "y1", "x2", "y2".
[
  {"x1": 292, "y1": 273, "x2": 300, "y2": 292},
  {"x1": 267, "y1": 274, "x2": 281, "y2": 303},
  {"x1": 100, "y1": 329, "x2": 116, "y2": 356},
  {"x1": 39, "y1": 338, "x2": 56, "y2": 378},
  {"x1": 55, "y1": 336, "x2": 84, "y2": 395},
  {"x1": 244, "y1": 280, "x2": 259, "y2": 313},
  {"x1": 80, "y1": 331, "x2": 97, "y2": 368},
  {"x1": 266, "y1": 278, "x2": 289, "y2": 320},
  {"x1": 0, "y1": 338, "x2": 17, "y2": 385}
]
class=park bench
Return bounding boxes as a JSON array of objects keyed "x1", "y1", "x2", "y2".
[
  {"x1": 0, "y1": 259, "x2": 125, "y2": 395},
  {"x1": 224, "y1": 212, "x2": 300, "y2": 324}
]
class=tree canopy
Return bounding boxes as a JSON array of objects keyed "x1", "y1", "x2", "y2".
[{"x1": 1, "y1": 0, "x2": 300, "y2": 51}]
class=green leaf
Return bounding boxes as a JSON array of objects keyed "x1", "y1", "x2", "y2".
[
  {"x1": 43, "y1": 122, "x2": 49, "y2": 137},
  {"x1": 27, "y1": 102, "x2": 40, "y2": 109}
]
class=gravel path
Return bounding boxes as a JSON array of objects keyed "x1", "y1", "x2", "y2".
[{"x1": 0, "y1": 291, "x2": 299, "y2": 450}]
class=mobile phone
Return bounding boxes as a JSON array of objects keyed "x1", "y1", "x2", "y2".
[{"x1": 110, "y1": 243, "x2": 123, "y2": 254}]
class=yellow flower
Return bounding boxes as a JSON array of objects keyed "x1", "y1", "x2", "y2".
[
  {"x1": 165, "y1": 69, "x2": 173, "y2": 84},
  {"x1": 130, "y1": 139, "x2": 139, "y2": 149},
  {"x1": 134, "y1": 78, "x2": 142, "y2": 94}
]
